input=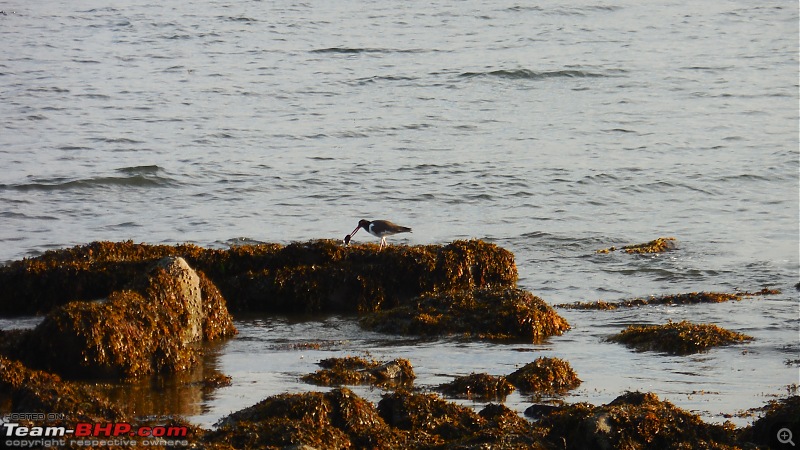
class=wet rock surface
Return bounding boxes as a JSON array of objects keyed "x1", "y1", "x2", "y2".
[{"x1": 608, "y1": 320, "x2": 754, "y2": 355}]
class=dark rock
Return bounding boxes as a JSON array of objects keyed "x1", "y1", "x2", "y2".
[{"x1": 524, "y1": 404, "x2": 560, "y2": 419}]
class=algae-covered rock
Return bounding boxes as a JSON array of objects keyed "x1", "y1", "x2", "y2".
[
  {"x1": 19, "y1": 257, "x2": 237, "y2": 378},
  {"x1": 437, "y1": 373, "x2": 515, "y2": 400},
  {"x1": 206, "y1": 387, "x2": 395, "y2": 449},
  {"x1": 597, "y1": 237, "x2": 676, "y2": 254},
  {"x1": 0, "y1": 355, "x2": 125, "y2": 422},
  {"x1": 206, "y1": 388, "x2": 548, "y2": 449},
  {"x1": 0, "y1": 241, "x2": 210, "y2": 315},
  {"x1": 608, "y1": 320, "x2": 753, "y2": 355},
  {"x1": 557, "y1": 289, "x2": 781, "y2": 310},
  {"x1": 506, "y1": 357, "x2": 581, "y2": 394},
  {"x1": 539, "y1": 391, "x2": 741, "y2": 450},
  {"x1": 361, "y1": 287, "x2": 570, "y2": 341},
  {"x1": 223, "y1": 239, "x2": 517, "y2": 313},
  {"x1": 0, "y1": 355, "x2": 205, "y2": 447},
  {"x1": 301, "y1": 356, "x2": 415, "y2": 388},
  {"x1": 0, "y1": 239, "x2": 517, "y2": 315},
  {"x1": 377, "y1": 389, "x2": 547, "y2": 448}
]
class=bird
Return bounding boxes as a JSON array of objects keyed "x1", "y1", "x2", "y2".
[{"x1": 347, "y1": 219, "x2": 411, "y2": 250}]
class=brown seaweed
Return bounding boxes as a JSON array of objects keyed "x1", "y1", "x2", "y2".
[
  {"x1": 557, "y1": 288, "x2": 781, "y2": 310},
  {"x1": 608, "y1": 320, "x2": 754, "y2": 355},
  {"x1": 506, "y1": 357, "x2": 581, "y2": 394},
  {"x1": 360, "y1": 287, "x2": 570, "y2": 341}
]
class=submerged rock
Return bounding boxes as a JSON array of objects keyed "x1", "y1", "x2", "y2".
[
  {"x1": 539, "y1": 391, "x2": 741, "y2": 450},
  {"x1": 596, "y1": 236, "x2": 676, "y2": 254},
  {"x1": 17, "y1": 257, "x2": 237, "y2": 378},
  {"x1": 608, "y1": 320, "x2": 753, "y2": 355},
  {"x1": 301, "y1": 356, "x2": 415, "y2": 388},
  {"x1": 506, "y1": 357, "x2": 581, "y2": 394},
  {"x1": 437, "y1": 372, "x2": 516, "y2": 400},
  {"x1": 557, "y1": 288, "x2": 781, "y2": 310},
  {"x1": 360, "y1": 287, "x2": 570, "y2": 341}
]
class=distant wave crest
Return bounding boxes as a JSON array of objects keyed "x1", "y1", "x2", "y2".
[
  {"x1": 3, "y1": 166, "x2": 177, "y2": 191},
  {"x1": 459, "y1": 69, "x2": 609, "y2": 80}
]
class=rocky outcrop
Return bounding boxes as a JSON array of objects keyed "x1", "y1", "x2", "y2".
[
  {"x1": 0, "y1": 239, "x2": 517, "y2": 315},
  {"x1": 538, "y1": 391, "x2": 742, "y2": 450},
  {"x1": 16, "y1": 257, "x2": 237, "y2": 378}
]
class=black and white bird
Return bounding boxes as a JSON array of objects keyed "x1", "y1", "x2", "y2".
[{"x1": 345, "y1": 219, "x2": 411, "y2": 249}]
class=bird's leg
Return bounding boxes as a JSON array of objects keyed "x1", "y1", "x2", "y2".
[{"x1": 380, "y1": 237, "x2": 386, "y2": 250}]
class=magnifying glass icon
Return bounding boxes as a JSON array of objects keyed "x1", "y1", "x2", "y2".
[{"x1": 778, "y1": 428, "x2": 795, "y2": 446}]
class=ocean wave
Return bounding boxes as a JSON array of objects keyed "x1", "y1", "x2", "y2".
[
  {"x1": 3, "y1": 166, "x2": 177, "y2": 191},
  {"x1": 310, "y1": 47, "x2": 425, "y2": 54},
  {"x1": 459, "y1": 69, "x2": 609, "y2": 80}
]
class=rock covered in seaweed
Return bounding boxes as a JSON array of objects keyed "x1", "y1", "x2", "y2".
[
  {"x1": 539, "y1": 391, "x2": 740, "y2": 450},
  {"x1": 360, "y1": 287, "x2": 570, "y2": 341},
  {"x1": 223, "y1": 239, "x2": 518, "y2": 313},
  {"x1": 557, "y1": 289, "x2": 781, "y2": 310},
  {"x1": 506, "y1": 357, "x2": 581, "y2": 393},
  {"x1": 301, "y1": 356, "x2": 415, "y2": 388},
  {"x1": 205, "y1": 388, "x2": 547, "y2": 449},
  {"x1": 207, "y1": 388, "x2": 386, "y2": 449},
  {"x1": 0, "y1": 355, "x2": 205, "y2": 445},
  {"x1": 596, "y1": 237, "x2": 676, "y2": 254},
  {"x1": 376, "y1": 389, "x2": 547, "y2": 448},
  {"x1": 19, "y1": 257, "x2": 237, "y2": 378},
  {"x1": 437, "y1": 373, "x2": 516, "y2": 400},
  {"x1": 0, "y1": 239, "x2": 517, "y2": 315},
  {"x1": 608, "y1": 320, "x2": 753, "y2": 355}
]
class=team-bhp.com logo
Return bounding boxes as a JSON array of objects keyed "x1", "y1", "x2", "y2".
[{"x1": 2, "y1": 417, "x2": 189, "y2": 448}]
